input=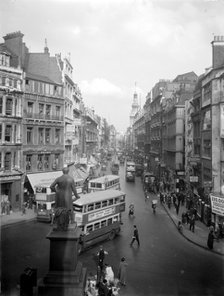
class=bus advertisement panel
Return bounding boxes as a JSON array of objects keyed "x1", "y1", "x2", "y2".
[
  {"x1": 73, "y1": 189, "x2": 126, "y2": 253},
  {"x1": 88, "y1": 175, "x2": 120, "y2": 192}
]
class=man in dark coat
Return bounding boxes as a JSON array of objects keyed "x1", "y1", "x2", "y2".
[
  {"x1": 50, "y1": 167, "x2": 80, "y2": 229},
  {"x1": 130, "y1": 225, "x2": 140, "y2": 246}
]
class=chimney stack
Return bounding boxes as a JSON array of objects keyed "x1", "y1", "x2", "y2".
[{"x1": 211, "y1": 35, "x2": 224, "y2": 69}]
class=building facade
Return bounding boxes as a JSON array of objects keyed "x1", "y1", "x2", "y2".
[
  {"x1": 83, "y1": 107, "x2": 98, "y2": 157},
  {"x1": 200, "y1": 36, "x2": 224, "y2": 226},
  {"x1": 0, "y1": 38, "x2": 24, "y2": 210},
  {"x1": 56, "y1": 54, "x2": 82, "y2": 165}
]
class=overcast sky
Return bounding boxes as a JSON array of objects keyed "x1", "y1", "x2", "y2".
[{"x1": 1, "y1": 0, "x2": 224, "y2": 132}]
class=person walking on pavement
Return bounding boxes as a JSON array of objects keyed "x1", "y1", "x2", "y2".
[
  {"x1": 189, "y1": 213, "x2": 196, "y2": 232},
  {"x1": 130, "y1": 225, "x2": 140, "y2": 246},
  {"x1": 207, "y1": 227, "x2": 216, "y2": 250},
  {"x1": 128, "y1": 203, "x2": 135, "y2": 216},
  {"x1": 118, "y1": 257, "x2": 128, "y2": 286},
  {"x1": 97, "y1": 245, "x2": 108, "y2": 272}
]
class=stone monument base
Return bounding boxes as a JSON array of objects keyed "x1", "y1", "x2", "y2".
[
  {"x1": 38, "y1": 224, "x2": 87, "y2": 296},
  {"x1": 38, "y1": 266, "x2": 87, "y2": 296}
]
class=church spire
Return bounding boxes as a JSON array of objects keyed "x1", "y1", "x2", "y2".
[
  {"x1": 129, "y1": 82, "x2": 140, "y2": 126},
  {"x1": 44, "y1": 38, "x2": 49, "y2": 54}
]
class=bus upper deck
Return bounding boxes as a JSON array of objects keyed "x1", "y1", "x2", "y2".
[
  {"x1": 88, "y1": 174, "x2": 120, "y2": 192},
  {"x1": 73, "y1": 189, "x2": 125, "y2": 214},
  {"x1": 126, "y1": 161, "x2": 136, "y2": 171}
]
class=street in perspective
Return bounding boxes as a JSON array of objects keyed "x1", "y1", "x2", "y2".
[{"x1": 1, "y1": 1, "x2": 224, "y2": 296}]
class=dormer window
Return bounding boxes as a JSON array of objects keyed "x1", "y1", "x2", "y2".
[{"x1": 0, "y1": 53, "x2": 10, "y2": 67}]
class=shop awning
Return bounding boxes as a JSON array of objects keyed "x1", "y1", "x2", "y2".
[
  {"x1": 26, "y1": 171, "x2": 62, "y2": 191},
  {"x1": 68, "y1": 164, "x2": 89, "y2": 181}
]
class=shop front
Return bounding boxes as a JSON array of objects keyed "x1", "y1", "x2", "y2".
[{"x1": 0, "y1": 173, "x2": 22, "y2": 212}]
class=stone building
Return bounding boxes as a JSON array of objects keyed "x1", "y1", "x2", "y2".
[
  {"x1": 133, "y1": 108, "x2": 145, "y2": 153},
  {"x1": 190, "y1": 75, "x2": 204, "y2": 192},
  {"x1": 83, "y1": 107, "x2": 98, "y2": 157},
  {"x1": 162, "y1": 72, "x2": 197, "y2": 189},
  {"x1": 56, "y1": 53, "x2": 82, "y2": 165},
  {"x1": 144, "y1": 92, "x2": 151, "y2": 162},
  {"x1": 1, "y1": 32, "x2": 64, "y2": 197},
  {"x1": 0, "y1": 35, "x2": 24, "y2": 210},
  {"x1": 129, "y1": 90, "x2": 140, "y2": 151},
  {"x1": 23, "y1": 42, "x2": 64, "y2": 182},
  {"x1": 200, "y1": 36, "x2": 224, "y2": 226}
]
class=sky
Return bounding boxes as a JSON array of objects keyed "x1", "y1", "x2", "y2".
[{"x1": 1, "y1": 0, "x2": 224, "y2": 133}]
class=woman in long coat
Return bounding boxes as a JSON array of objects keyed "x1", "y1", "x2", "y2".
[
  {"x1": 207, "y1": 228, "x2": 215, "y2": 250},
  {"x1": 118, "y1": 257, "x2": 128, "y2": 286}
]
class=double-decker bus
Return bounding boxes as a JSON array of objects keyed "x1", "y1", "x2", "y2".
[
  {"x1": 88, "y1": 175, "x2": 121, "y2": 192},
  {"x1": 73, "y1": 189, "x2": 126, "y2": 253},
  {"x1": 35, "y1": 182, "x2": 56, "y2": 222},
  {"x1": 125, "y1": 161, "x2": 136, "y2": 182},
  {"x1": 35, "y1": 178, "x2": 84, "y2": 222}
]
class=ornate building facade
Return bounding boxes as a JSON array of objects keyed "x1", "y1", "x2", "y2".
[{"x1": 0, "y1": 37, "x2": 24, "y2": 210}]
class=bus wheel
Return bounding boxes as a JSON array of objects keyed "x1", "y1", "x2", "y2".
[
  {"x1": 108, "y1": 230, "x2": 115, "y2": 240},
  {"x1": 77, "y1": 243, "x2": 83, "y2": 255}
]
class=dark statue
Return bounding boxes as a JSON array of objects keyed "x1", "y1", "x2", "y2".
[{"x1": 50, "y1": 167, "x2": 80, "y2": 231}]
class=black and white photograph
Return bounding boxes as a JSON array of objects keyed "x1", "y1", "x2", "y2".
[{"x1": 1, "y1": 0, "x2": 224, "y2": 295}]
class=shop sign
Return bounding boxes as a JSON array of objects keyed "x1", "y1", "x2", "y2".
[
  {"x1": 190, "y1": 176, "x2": 198, "y2": 182},
  {"x1": 176, "y1": 171, "x2": 185, "y2": 176},
  {"x1": 0, "y1": 175, "x2": 21, "y2": 181},
  {"x1": 210, "y1": 195, "x2": 224, "y2": 216},
  {"x1": 220, "y1": 104, "x2": 224, "y2": 138}
]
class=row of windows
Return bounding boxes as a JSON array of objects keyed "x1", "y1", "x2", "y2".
[
  {"x1": 85, "y1": 215, "x2": 119, "y2": 234},
  {"x1": 26, "y1": 127, "x2": 62, "y2": 145},
  {"x1": 74, "y1": 196, "x2": 125, "y2": 213},
  {"x1": 0, "y1": 76, "x2": 22, "y2": 90},
  {"x1": 26, "y1": 153, "x2": 60, "y2": 172},
  {"x1": 25, "y1": 79, "x2": 62, "y2": 97},
  {"x1": 26, "y1": 102, "x2": 61, "y2": 118},
  {"x1": 90, "y1": 179, "x2": 120, "y2": 189}
]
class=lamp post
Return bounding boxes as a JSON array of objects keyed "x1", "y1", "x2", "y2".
[{"x1": 20, "y1": 171, "x2": 26, "y2": 211}]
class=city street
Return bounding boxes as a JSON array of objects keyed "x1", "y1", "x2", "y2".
[{"x1": 2, "y1": 164, "x2": 224, "y2": 296}]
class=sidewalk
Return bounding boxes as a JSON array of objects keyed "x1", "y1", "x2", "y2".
[
  {"x1": 162, "y1": 202, "x2": 224, "y2": 256},
  {"x1": 1, "y1": 208, "x2": 36, "y2": 228}
]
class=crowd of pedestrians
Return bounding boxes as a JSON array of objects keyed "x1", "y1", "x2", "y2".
[
  {"x1": 1, "y1": 200, "x2": 12, "y2": 215},
  {"x1": 85, "y1": 245, "x2": 129, "y2": 296},
  {"x1": 159, "y1": 189, "x2": 224, "y2": 252}
]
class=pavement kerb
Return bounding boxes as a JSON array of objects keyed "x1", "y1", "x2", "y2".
[
  {"x1": 1, "y1": 216, "x2": 36, "y2": 229},
  {"x1": 162, "y1": 203, "x2": 224, "y2": 257}
]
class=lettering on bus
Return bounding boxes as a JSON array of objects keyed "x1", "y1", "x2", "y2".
[{"x1": 88, "y1": 207, "x2": 116, "y2": 222}]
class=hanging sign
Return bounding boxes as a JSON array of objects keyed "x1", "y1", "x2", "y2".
[
  {"x1": 221, "y1": 104, "x2": 224, "y2": 138},
  {"x1": 210, "y1": 194, "x2": 224, "y2": 216}
]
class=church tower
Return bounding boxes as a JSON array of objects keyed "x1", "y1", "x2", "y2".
[{"x1": 129, "y1": 86, "x2": 140, "y2": 126}]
